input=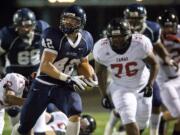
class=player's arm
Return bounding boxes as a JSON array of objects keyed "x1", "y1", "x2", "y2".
[
  {"x1": 4, "y1": 90, "x2": 25, "y2": 106},
  {"x1": 154, "y1": 42, "x2": 171, "y2": 64},
  {"x1": 40, "y1": 50, "x2": 87, "y2": 91},
  {"x1": 143, "y1": 51, "x2": 159, "y2": 87},
  {"x1": 153, "y1": 25, "x2": 175, "y2": 66},
  {"x1": 40, "y1": 50, "x2": 69, "y2": 81},
  {"x1": 95, "y1": 61, "x2": 108, "y2": 96}
]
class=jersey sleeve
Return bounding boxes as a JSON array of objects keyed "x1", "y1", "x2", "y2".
[
  {"x1": 152, "y1": 23, "x2": 161, "y2": 44},
  {"x1": 41, "y1": 27, "x2": 60, "y2": 55},
  {"x1": 36, "y1": 20, "x2": 50, "y2": 33},
  {"x1": 140, "y1": 35, "x2": 153, "y2": 59},
  {"x1": 0, "y1": 27, "x2": 11, "y2": 55},
  {"x1": 93, "y1": 39, "x2": 106, "y2": 65},
  {"x1": 82, "y1": 31, "x2": 94, "y2": 57}
]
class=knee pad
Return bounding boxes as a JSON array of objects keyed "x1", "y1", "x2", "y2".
[{"x1": 6, "y1": 107, "x2": 20, "y2": 117}]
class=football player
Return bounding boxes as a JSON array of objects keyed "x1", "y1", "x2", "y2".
[
  {"x1": 156, "y1": 9, "x2": 180, "y2": 135},
  {"x1": 11, "y1": 5, "x2": 97, "y2": 135},
  {"x1": 0, "y1": 73, "x2": 27, "y2": 135},
  {"x1": 123, "y1": 4, "x2": 178, "y2": 135},
  {"x1": 103, "y1": 4, "x2": 167, "y2": 135},
  {"x1": 0, "y1": 8, "x2": 49, "y2": 127},
  {"x1": 12, "y1": 112, "x2": 96, "y2": 135},
  {"x1": 93, "y1": 18, "x2": 159, "y2": 135}
]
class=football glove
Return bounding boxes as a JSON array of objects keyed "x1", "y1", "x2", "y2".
[
  {"x1": 101, "y1": 95, "x2": 114, "y2": 109},
  {"x1": 66, "y1": 75, "x2": 87, "y2": 92},
  {"x1": 139, "y1": 85, "x2": 153, "y2": 97},
  {"x1": 84, "y1": 74, "x2": 98, "y2": 87}
]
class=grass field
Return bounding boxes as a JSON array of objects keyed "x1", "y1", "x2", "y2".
[{"x1": 2, "y1": 111, "x2": 175, "y2": 135}]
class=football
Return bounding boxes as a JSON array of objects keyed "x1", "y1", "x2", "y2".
[{"x1": 77, "y1": 62, "x2": 95, "y2": 79}]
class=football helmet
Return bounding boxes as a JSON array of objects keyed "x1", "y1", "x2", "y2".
[
  {"x1": 13, "y1": 8, "x2": 36, "y2": 38},
  {"x1": 80, "y1": 114, "x2": 96, "y2": 135},
  {"x1": 106, "y1": 18, "x2": 132, "y2": 54},
  {"x1": 124, "y1": 4, "x2": 147, "y2": 32},
  {"x1": 60, "y1": 5, "x2": 86, "y2": 34},
  {"x1": 157, "y1": 10, "x2": 179, "y2": 34}
]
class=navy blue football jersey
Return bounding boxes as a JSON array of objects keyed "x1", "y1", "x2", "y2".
[
  {"x1": 37, "y1": 27, "x2": 94, "y2": 84},
  {"x1": 0, "y1": 20, "x2": 49, "y2": 77},
  {"x1": 142, "y1": 20, "x2": 161, "y2": 44}
]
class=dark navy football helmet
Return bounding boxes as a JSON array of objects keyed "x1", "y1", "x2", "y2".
[
  {"x1": 13, "y1": 8, "x2": 36, "y2": 38},
  {"x1": 124, "y1": 4, "x2": 147, "y2": 32},
  {"x1": 80, "y1": 114, "x2": 96, "y2": 135},
  {"x1": 60, "y1": 5, "x2": 86, "y2": 34},
  {"x1": 157, "y1": 9, "x2": 178, "y2": 34}
]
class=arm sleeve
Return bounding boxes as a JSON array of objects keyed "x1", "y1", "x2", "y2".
[
  {"x1": 0, "y1": 27, "x2": 11, "y2": 55},
  {"x1": 41, "y1": 28, "x2": 60, "y2": 55},
  {"x1": 36, "y1": 20, "x2": 50, "y2": 33},
  {"x1": 83, "y1": 31, "x2": 94, "y2": 57},
  {"x1": 93, "y1": 40, "x2": 105, "y2": 65},
  {"x1": 153, "y1": 23, "x2": 161, "y2": 44}
]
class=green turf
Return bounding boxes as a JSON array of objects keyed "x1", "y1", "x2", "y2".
[{"x1": 3, "y1": 112, "x2": 175, "y2": 135}]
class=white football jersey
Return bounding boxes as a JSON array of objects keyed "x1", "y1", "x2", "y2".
[
  {"x1": 0, "y1": 73, "x2": 26, "y2": 109},
  {"x1": 47, "y1": 111, "x2": 68, "y2": 132},
  {"x1": 93, "y1": 34, "x2": 153, "y2": 91},
  {"x1": 157, "y1": 25, "x2": 180, "y2": 84}
]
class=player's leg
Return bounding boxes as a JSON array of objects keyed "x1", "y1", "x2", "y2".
[
  {"x1": 0, "y1": 109, "x2": 5, "y2": 135},
  {"x1": 112, "y1": 90, "x2": 140, "y2": 135},
  {"x1": 160, "y1": 82, "x2": 180, "y2": 119},
  {"x1": 66, "y1": 91, "x2": 82, "y2": 135},
  {"x1": 6, "y1": 107, "x2": 21, "y2": 128},
  {"x1": 12, "y1": 80, "x2": 50, "y2": 135},
  {"x1": 160, "y1": 80, "x2": 180, "y2": 135},
  {"x1": 33, "y1": 111, "x2": 47, "y2": 135},
  {"x1": 136, "y1": 95, "x2": 152, "y2": 134},
  {"x1": 104, "y1": 109, "x2": 119, "y2": 135},
  {"x1": 52, "y1": 86, "x2": 82, "y2": 135},
  {"x1": 172, "y1": 120, "x2": 180, "y2": 135},
  {"x1": 150, "y1": 81, "x2": 162, "y2": 135}
]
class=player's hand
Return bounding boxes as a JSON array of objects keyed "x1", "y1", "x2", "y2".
[
  {"x1": 101, "y1": 95, "x2": 114, "y2": 109},
  {"x1": 66, "y1": 75, "x2": 87, "y2": 92},
  {"x1": 171, "y1": 60, "x2": 179, "y2": 72},
  {"x1": 139, "y1": 84, "x2": 153, "y2": 97},
  {"x1": 84, "y1": 74, "x2": 98, "y2": 87},
  {"x1": 164, "y1": 58, "x2": 179, "y2": 71}
]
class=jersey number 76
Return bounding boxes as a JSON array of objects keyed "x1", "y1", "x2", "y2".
[{"x1": 111, "y1": 61, "x2": 138, "y2": 78}]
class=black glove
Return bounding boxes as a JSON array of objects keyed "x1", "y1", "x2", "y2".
[
  {"x1": 66, "y1": 76, "x2": 87, "y2": 92},
  {"x1": 101, "y1": 95, "x2": 114, "y2": 109},
  {"x1": 139, "y1": 85, "x2": 153, "y2": 97}
]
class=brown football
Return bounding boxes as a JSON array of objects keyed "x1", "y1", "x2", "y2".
[{"x1": 77, "y1": 62, "x2": 95, "y2": 79}]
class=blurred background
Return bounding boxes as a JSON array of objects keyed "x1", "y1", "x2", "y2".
[{"x1": 1, "y1": 0, "x2": 180, "y2": 42}]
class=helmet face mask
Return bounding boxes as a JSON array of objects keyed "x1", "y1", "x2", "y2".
[
  {"x1": 106, "y1": 18, "x2": 132, "y2": 52},
  {"x1": 126, "y1": 17, "x2": 146, "y2": 32},
  {"x1": 60, "y1": 5, "x2": 86, "y2": 34},
  {"x1": 13, "y1": 8, "x2": 36, "y2": 39},
  {"x1": 60, "y1": 15, "x2": 81, "y2": 34},
  {"x1": 124, "y1": 4, "x2": 147, "y2": 32},
  {"x1": 15, "y1": 24, "x2": 35, "y2": 38}
]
